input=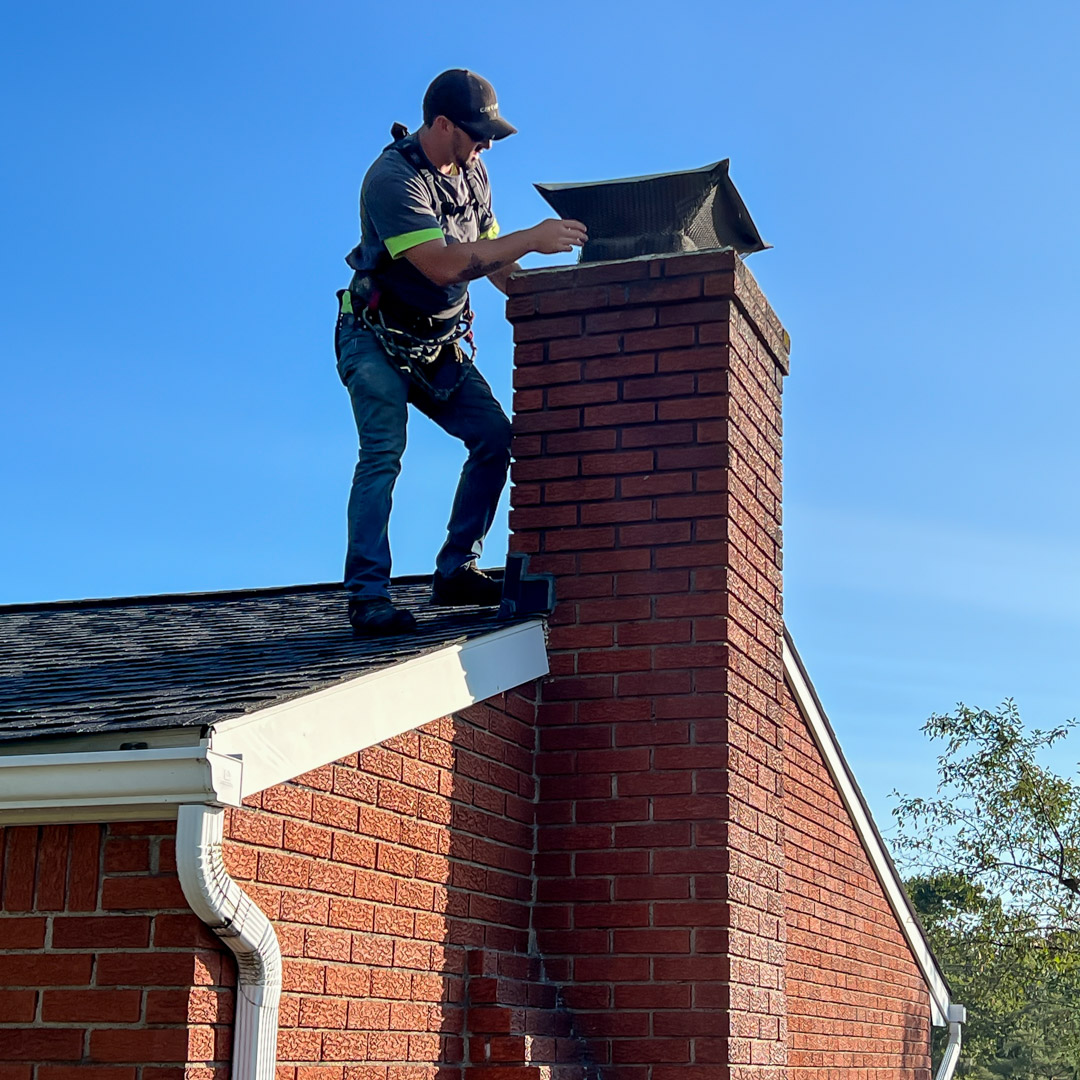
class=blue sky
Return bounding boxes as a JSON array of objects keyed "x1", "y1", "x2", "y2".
[{"x1": 3, "y1": 1, "x2": 1078, "y2": 824}]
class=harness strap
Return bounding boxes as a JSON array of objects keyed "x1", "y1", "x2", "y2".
[
  {"x1": 344, "y1": 125, "x2": 487, "y2": 403},
  {"x1": 386, "y1": 126, "x2": 486, "y2": 223}
]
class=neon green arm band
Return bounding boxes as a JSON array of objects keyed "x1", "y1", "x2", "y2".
[{"x1": 385, "y1": 228, "x2": 445, "y2": 259}]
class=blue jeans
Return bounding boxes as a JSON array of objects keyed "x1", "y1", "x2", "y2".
[{"x1": 336, "y1": 316, "x2": 512, "y2": 601}]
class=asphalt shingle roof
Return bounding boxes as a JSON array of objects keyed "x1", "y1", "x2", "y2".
[{"x1": 0, "y1": 577, "x2": 516, "y2": 744}]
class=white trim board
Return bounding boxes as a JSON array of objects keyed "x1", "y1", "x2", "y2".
[
  {"x1": 209, "y1": 619, "x2": 548, "y2": 798},
  {"x1": 782, "y1": 631, "x2": 953, "y2": 1027},
  {"x1": 0, "y1": 620, "x2": 548, "y2": 825}
]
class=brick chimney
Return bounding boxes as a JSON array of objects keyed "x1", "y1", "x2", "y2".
[{"x1": 506, "y1": 250, "x2": 791, "y2": 1080}]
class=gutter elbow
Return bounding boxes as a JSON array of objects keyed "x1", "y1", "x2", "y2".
[
  {"x1": 176, "y1": 804, "x2": 282, "y2": 1080},
  {"x1": 934, "y1": 1004, "x2": 966, "y2": 1080}
]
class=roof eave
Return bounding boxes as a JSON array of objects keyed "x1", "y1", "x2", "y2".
[{"x1": 0, "y1": 619, "x2": 549, "y2": 824}]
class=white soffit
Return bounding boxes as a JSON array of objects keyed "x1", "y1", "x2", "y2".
[
  {"x1": 782, "y1": 633, "x2": 952, "y2": 1027},
  {"x1": 207, "y1": 618, "x2": 547, "y2": 799},
  {"x1": 0, "y1": 619, "x2": 548, "y2": 824}
]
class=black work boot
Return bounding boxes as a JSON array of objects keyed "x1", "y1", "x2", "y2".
[
  {"x1": 348, "y1": 596, "x2": 418, "y2": 636},
  {"x1": 430, "y1": 564, "x2": 502, "y2": 607}
]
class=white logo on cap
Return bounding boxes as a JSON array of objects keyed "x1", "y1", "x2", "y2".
[{"x1": 480, "y1": 102, "x2": 498, "y2": 115}]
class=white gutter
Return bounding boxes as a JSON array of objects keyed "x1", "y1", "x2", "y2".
[
  {"x1": 934, "y1": 1005, "x2": 966, "y2": 1080},
  {"x1": 176, "y1": 804, "x2": 281, "y2": 1080},
  {"x1": 0, "y1": 745, "x2": 243, "y2": 825}
]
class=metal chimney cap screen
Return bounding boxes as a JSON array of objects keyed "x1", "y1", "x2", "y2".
[{"x1": 535, "y1": 160, "x2": 768, "y2": 264}]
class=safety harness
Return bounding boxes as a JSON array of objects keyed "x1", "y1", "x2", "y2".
[
  {"x1": 339, "y1": 287, "x2": 476, "y2": 401},
  {"x1": 386, "y1": 122, "x2": 487, "y2": 228},
  {"x1": 343, "y1": 124, "x2": 487, "y2": 402}
]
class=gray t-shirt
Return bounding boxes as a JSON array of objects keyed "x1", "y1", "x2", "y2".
[{"x1": 346, "y1": 135, "x2": 499, "y2": 320}]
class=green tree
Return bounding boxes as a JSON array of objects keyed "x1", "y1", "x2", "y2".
[{"x1": 893, "y1": 702, "x2": 1080, "y2": 1077}]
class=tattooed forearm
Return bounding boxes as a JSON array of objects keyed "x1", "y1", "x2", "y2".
[{"x1": 462, "y1": 255, "x2": 508, "y2": 281}]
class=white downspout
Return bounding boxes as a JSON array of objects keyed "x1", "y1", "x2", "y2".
[
  {"x1": 176, "y1": 804, "x2": 282, "y2": 1080},
  {"x1": 934, "y1": 1004, "x2": 966, "y2": 1080}
]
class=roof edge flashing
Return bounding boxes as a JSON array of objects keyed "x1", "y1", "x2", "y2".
[
  {"x1": 0, "y1": 727, "x2": 208, "y2": 757},
  {"x1": 782, "y1": 632, "x2": 954, "y2": 1027}
]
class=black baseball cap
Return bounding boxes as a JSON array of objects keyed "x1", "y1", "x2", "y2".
[{"x1": 423, "y1": 69, "x2": 517, "y2": 142}]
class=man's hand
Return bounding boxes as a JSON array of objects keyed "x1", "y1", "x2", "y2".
[
  {"x1": 527, "y1": 218, "x2": 588, "y2": 255},
  {"x1": 487, "y1": 219, "x2": 587, "y2": 293},
  {"x1": 403, "y1": 218, "x2": 590, "y2": 288}
]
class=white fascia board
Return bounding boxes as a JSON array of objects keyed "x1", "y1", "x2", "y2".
[
  {"x1": 208, "y1": 619, "x2": 547, "y2": 800},
  {"x1": 0, "y1": 746, "x2": 244, "y2": 826},
  {"x1": 782, "y1": 636, "x2": 952, "y2": 1027}
]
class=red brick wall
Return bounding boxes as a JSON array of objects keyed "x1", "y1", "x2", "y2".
[
  {"x1": 220, "y1": 690, "x2": 573, "y2": 1080},
  {"x1": 0, "y1": 691, "x2": 556, "y2": 1080},
  {"x1": 0, "y1": 820, "x2": 231, "y2": 1080},
  {"x1": 781, "y1": 685, "x2": 932, "y2": 1078},
  {"x1": 505, "y1": 251, "x2": 791, "y2": 1080}
]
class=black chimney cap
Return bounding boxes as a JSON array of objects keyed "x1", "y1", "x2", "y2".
[{"x1": 535, "y1": 160, "x2": 768, "y2": 264}]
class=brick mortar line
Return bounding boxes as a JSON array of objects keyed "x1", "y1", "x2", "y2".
[
  {"x1": 0, "y1": 1019, "x2": 228, "y2": 1028},
  {"x1": 233, "y1": 844, "x2": 538, "y2": 876},
  {"x1": 1, "y1": 946, "x2": 219, "y2": 954},
  {"x1": 229, "y1": 815, "x2": 536, "y2": 847},
  {"x1": 254, "y1": 752, "x2": 534, "y2": 803}
]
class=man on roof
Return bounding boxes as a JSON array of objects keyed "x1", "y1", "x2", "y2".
[{"x1": 336, "y1": 69, "x2": 587, "y2": 636}]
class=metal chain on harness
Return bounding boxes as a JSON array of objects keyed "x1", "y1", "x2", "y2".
[{"x1": 361, "y1": 304, "x2": 477, "y2": 403}]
